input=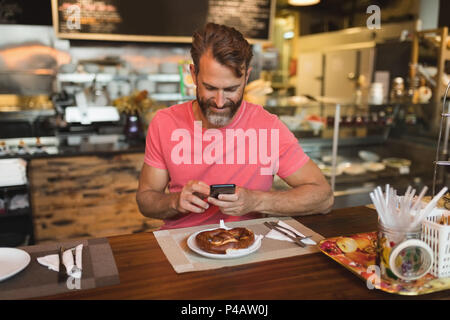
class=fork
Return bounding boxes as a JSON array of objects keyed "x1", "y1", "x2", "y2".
[
  {"x1": 266, "y1": 221, "x2": 312, "y2": 241},
  {"x1": 263, "y1": 222, "x2": 307, "y2": 247}
]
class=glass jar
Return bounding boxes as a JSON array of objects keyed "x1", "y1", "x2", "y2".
[
  {"x1": 124, "y1": 113, "x2": 142, "y2": 141},
  {"x1": 389, "y1": 77, "x2": 405, "y2": 104},
  {"x1": 368, "y1": 83, "x2": 384, "y2": 105},
  {"x1": 376, "y1": 221, "x2": 433, "y2": 282}
]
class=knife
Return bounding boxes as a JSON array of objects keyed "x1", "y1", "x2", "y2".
[
  {"x1": 57, "y1": 246, "x2": 67, "y2": 283},
  {"x1": 266, "y1": 221, "x2": 312, "y2": 241},
  {"x1": 264, "y1": 222, "x2": 306, "y2": 247}
]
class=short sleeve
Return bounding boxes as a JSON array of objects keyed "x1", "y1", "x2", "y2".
[
  {"x1": 274, "y1": 117, "x2": 309, "y2": 178},
  {"x1": 144, "y1": 111, "x2": 167, "y2": 170}
]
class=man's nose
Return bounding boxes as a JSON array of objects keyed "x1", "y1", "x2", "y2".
[{"x1": 215, "y1": 90, "x2": 225, "y2": 108}]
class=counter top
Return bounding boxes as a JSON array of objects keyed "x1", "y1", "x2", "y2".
[
  {"x1": 35, "y1": 206, "x2": 450, "y2": 300},
  {"x1": 56, "y1": 140, "x2": 145, "y2": 158},
  {"x1": 0, "y1": 138, "x2": 145, "y2": 160}
]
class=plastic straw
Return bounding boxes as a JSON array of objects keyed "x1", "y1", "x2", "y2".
[
  {"x1": 410, "y1": 186, "x2": 428, "y2": 212},
  {"x1": 399, "y1": 186, "x2": 413, "y2": 227},
  {"x1": 411, "y1": 186, "x2": 448, "y2": 229},
  {"x1": 385, "y1": 184, "x2": 390, "y2": 210},
  {"x1": 370, "y1": 192, "x2": 386, "y2": 224},
  {"x1": 375, "y1": 188, "x2": 387, "y2": 219},
  {"x1": 370, "y1": 184, "x2": 443, "y2": 230}
]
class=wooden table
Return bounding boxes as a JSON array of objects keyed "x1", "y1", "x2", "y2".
[{"x1": 40, "y1": 206, "x2": 450, "y2": 300}]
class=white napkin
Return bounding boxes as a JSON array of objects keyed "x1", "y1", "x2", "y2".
[
  {"x1": 37, "y1": 244, "x2": 83, "y2": 279},
  {"x1": 265, "y1": 220, "x2": 317, "y2": 245}
]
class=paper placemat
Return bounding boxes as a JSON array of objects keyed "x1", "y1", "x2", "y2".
[
  {"x1": 154, "y1": 217, "x2": 324, "y2": 273},
  {"x1": 0, "y1": 238, "x2": 120, "y2": 300}
]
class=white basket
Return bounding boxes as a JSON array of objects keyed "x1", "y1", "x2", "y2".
[{"x1": 422, "y1": 209, "x2": 450, "y2": 278}]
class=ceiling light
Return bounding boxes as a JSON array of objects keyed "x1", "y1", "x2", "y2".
[{"x1": 288, "y1": 0, "x2": 320, "y2": 6}]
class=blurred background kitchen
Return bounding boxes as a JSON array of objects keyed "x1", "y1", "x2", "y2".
[{"x1": 0, "y1": 0, "x2": 449, "y2": 247}]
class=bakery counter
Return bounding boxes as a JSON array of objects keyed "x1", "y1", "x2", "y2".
[
  {"x1": 0, "y1": 135, "x2": 146, "y2": 160},
  {"x1": 28, "y1": 150, "x2": 163, "y2": 244},
  {"x1": 56, "y1": 137, "x2": 145, "y2": 158},
  {"x1": 274, "y1": 137, "x2": 438, "y2": 209},
  {"x1": 0, "y1": 135, "x2": 154, "y2": 243},
  {"x1": 0, "y1": 136, "x2": 157, "y2": 244}
]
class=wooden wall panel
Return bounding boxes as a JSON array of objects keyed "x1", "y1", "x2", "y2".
[{"x1": 29, "y1": 153, "x2": 163, "y2": 243}]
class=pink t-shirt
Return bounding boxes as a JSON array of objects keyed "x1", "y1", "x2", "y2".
[{"x1": 144, "y1": 100, "x2": 309, "y2": 229}]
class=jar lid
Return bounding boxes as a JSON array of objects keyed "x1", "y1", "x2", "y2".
[{"x1": 389, "y1": 239, "x2": 433, "y2": 281}]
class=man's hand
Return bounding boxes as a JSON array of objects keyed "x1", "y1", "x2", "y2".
[
  {"x1": 174, "y1": 180, "x2": 210, "y2": 214},
  {"x1": 207, "y1": 186, "x2": 256, "y2": 216}
]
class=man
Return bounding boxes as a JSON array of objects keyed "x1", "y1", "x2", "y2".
[{"x1": 136, "y1": 23, "x2": 333, "y2": 229}]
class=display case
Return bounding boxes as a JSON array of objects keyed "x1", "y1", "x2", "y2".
[{"x1": 267, "y1": 100, "x2": 437, "y2": 209}]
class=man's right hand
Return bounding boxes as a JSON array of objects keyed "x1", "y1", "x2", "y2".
[{"x1": 173, "y1": 180, "x2": 210, "y2": 213}]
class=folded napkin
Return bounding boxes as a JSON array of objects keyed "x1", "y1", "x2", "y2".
[
  {"x1": 37, "y1": 244, "x2": 83, "y2": 279},
  {"x1": 265, "y1": 220, "x2": 317, "y2": 245}
]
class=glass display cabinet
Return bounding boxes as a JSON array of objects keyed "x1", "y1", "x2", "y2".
[{"x1": 266, "y1": 100, "x2": 439, "y2": 209}]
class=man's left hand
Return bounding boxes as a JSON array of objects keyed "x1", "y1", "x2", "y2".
[{"x1": 207, "y1": 186, "x2": 256, "y2": 216}]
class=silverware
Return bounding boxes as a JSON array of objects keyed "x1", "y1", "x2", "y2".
[
  {"x1": 266, "y1": 221, "x2": 312, "y2": 241},
  {"x1": 57, "y1": 246, "x2": 67, "y2": 283},
  {"x1": 70, "y1": 248, "x2": 81, "y2": 275},
  {"x1": 263, "y1": 222, "x2": 307, "y2": 248}
]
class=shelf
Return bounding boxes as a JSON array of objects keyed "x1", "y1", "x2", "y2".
[
  {"x1": 0, "y1": 184, "x2": 28, "y2": 191},
  {"x1": 57, "y1": 73, "x2": 182, "y2": 83},
  {"x1": 300, "y1": 135, "x2": 386, "y2": 151},
  {"x1": 150, "y1": 93, "x2": 194, "y2": 101},
  {"x1": 147, "y1": 74, "x2": 180, "y2": 82},
  {"x1": 57, "y1": 73, "x2": 115, "y2": 83},
  {"x1": 0, "y1": 207, "x2": 30, "y2": 218}
]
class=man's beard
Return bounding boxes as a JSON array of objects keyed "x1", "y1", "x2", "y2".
[{"x1": 197, "y1": 91, "x2": 243, "y2": 127}]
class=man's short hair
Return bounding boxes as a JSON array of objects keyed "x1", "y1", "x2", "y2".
[{"x1": 190, "y1": 23, "x2": 253, "y2": 78}]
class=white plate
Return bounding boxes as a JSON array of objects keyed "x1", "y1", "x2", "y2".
[
  {"x1": 187, "y1": 228, "x2": 262, "y2": 259},
  {"x1": 0, "y1": 248, "x2": 31, "y2": 282}
]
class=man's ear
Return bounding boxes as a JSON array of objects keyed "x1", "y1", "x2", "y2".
[
  {"x1": 189, "y1": 64, "x2": 198, "y2": 86},
  {"x1": 245, "y1": 67, "x2": 253, "y2": 85}
]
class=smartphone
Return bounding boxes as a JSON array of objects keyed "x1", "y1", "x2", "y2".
[{"x1": 210, "y1": 184, "x2": 236, "y2": 199}]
